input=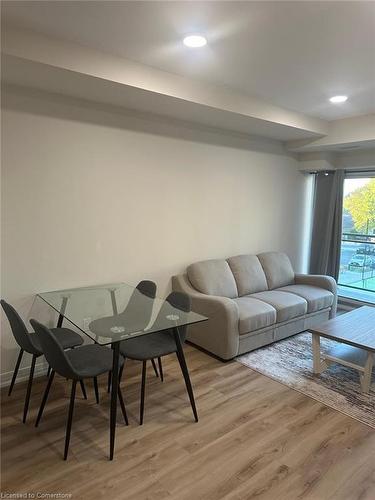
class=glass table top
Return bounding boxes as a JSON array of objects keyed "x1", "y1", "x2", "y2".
[{"x1": 36, "y1": 282, "x2": 208, "y2": 345}]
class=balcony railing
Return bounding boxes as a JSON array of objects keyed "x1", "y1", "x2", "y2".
[{"x1": 339, "y1": 232, "x2": 375, "y2": 294}]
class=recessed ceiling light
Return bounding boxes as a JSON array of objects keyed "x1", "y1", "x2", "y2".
[
  {"x1": 329, "y1": 95, "x2": 348, "y2": 103},
  {"x1": 183, "y1": 35, "x2": 207, "y2": 48}
]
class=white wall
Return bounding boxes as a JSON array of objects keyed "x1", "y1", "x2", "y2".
[
  {"x1": 3, "y1": 27, "x2": 328, "y2": 138},
  {"x1": 334, "y1": 149, "x2": 375, "y2": 170},
  {"x1": 1, "y1": 86, "x2": 311, "y2": 384},
  {"x1": 298, "y1": 150, "x2": 375, "y2": 171}
]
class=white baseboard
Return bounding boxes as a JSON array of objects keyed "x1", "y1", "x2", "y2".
[
  {"x1": 338, "y1": 296, "x2": 374, "y2": 311},
  {"x1": 1, "y1": 301, "x2": 366, "y2": 388},
  {"x1": 0, "y1": 360, "x2": 48, "y2": 389},
  {"x1": 338, "y1": 302, "x2": 355, "y2": 312}
]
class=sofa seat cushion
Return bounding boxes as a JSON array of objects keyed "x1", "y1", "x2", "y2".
[
  {"x1": 257, "y1": 252, "x2": 295, "y2": 289},
  {"x1": 187, "y1": 259, "x2": 238, "y2": 298},
  {"x1": 227, "y1": 254, "x2": 268, "y2": 296},
  {"x1": 250, "y1": 291, "x2": 307, "y2": 322},
  {"x1": 275, "y1": 285, "x2": 334, "y2": 313},
  {"x1": 233, "y1": 297, "x2": 277, "y2": 335}
]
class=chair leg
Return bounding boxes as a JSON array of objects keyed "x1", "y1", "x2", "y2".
[
  {"x1": 140, "y1": 360, "x2": 147, "y2": 425},
  {"x1": 64, "y1": 379, "x2": 77, "y2": 460},
  {"x1": 23, "y1": 354, "x2": 37, "y2": 423},
  {"x1": 108, "y1": 343, "x2": 114, "y2": 393},
  {"x1": 8, "y1": 348, "x2": 23, "y2": 396},
  {"x1": 107, "y1": 371, "x2": 112, "y2": 393},
  {"x1": 119, "y1": 362, "x2": 124, "y2": 383},
  {"x1": 35, "y1": 370, "x2": 55, "y2": 427},
  {"x1": 47, "y1": 365, "x2": 51, "y2": 378},
  {"x1": 175, "y1": 344, "x2": 198, "y2": 422},
  {"x1": 79, "y1": 380, "x2": 87, "y2": 400},
  {"x1": 151, "y1": 358, "x2": 159, "y2": 378},
  {"x1": 158, "y1": 357, "x2": 164, "y2": 382},
  {"x1": 93, "y1": 377, "x2": 99, "y2": 404},
  {"x1": 117, "y1": 386, "x2": 129, "y2": 426}
]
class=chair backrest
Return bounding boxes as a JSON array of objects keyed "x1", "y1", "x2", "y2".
[
  {"x1": 89, "y1": 281, "x2": 157, "y2": 338},
  {"x1": 136, "y1": 280, "x2": 157, "y2": 299},
  {"x1": 119, "y1": 280, "x2": 157, "y2": 331},
  {"x1": 30, "y1": 319, "x2": 77, "y2": 379},
  {"x1": 1, "y1": 300, "x2": 40, "y2": 355},
  {"x1": 160, "y1": 291, "x2": 191, "y2": 343}
]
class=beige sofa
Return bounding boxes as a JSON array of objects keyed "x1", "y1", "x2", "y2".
[{"x1": 172, "y1": 252, "x2": 337, "y2": 360}]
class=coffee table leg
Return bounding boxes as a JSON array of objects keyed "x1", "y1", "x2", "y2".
[
  {"x1": 360, "y1": 353, "x2": 373, "y2": 394},
  {"x1": 312, "y1": 334, "x2": 322, "y2": 374}
]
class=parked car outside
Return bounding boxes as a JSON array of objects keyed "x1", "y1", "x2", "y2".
[{"x1": 348, "y1": 254, "x2": 375, "y2": 269}]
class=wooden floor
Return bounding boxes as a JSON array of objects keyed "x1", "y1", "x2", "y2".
[{"x1": 1, "y1": 345, "x2": 375, "y2": 500}]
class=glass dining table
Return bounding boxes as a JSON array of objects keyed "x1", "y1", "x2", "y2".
[{"x1": 34, "y1": 282, "x2": 208, "y2": 460}]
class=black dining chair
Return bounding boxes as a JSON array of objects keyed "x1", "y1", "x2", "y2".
[
  {"x1": 30, "y1": 319, "x2": 128, "y2": 460},
  {"x1": 106, "y1": 280, "x2": 159, "y2": 392},
  {"x1": 1, "y1": 299, "x2": 84, "y2": 423},
  {"x1": 119, "y1": 291, "x2": 198, "y2": 425}
]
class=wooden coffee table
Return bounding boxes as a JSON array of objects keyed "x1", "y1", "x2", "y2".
[{"x1": 310, "y1": 306, "x2": 375, "y2": 393}]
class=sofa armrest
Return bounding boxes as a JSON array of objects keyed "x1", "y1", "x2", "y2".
[
  {"x1": 294, "y1": 274, "x2": 338, "y2": 318},
  {"x1": 172, "y1": 274, "x2": 240, "y2": 360}
]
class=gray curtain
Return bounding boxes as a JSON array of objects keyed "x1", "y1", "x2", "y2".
[{"x1": 309, "y1": 169, "x2": 345, "y2": 278}]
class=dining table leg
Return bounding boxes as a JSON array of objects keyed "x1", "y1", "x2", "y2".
[
  {"x1": 109, "y1": 342, "x2": 120, "y2": 460},
  {"x1": 173, "y1": 326, "x2": 198, "y2": 422},
  {"x1": 57, "y1": 296, "x2": 69, "y2": 328}
]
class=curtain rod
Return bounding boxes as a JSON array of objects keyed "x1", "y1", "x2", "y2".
[
  {"x1": 307, "y1": 170, "x2": 335, "y2": 175},
  {"x1": 307, "y1": 168, "x2": 375, "y2": 175},
  {"x1": 345, "y1": 168, "x2": 375, "y2": 174}
]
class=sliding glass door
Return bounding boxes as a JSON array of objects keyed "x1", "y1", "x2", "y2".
[{"x1": 338, "y1": 174, "x2": 375, "y2": 302}]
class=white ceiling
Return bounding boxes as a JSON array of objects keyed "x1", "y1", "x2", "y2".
[{"x1": 2, "y1": 1, "x2": 375, "y2": 121}]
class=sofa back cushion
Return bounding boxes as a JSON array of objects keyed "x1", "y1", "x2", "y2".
[
  {"x1": 187, "y1": 259, "x2": 238, "y2": 298},
  {"x1": 257, "y1": 252, "x2": 295, "y2": 290},
  {"x1": 227, "y1": 254, "x2": 268, "y2": 296}
]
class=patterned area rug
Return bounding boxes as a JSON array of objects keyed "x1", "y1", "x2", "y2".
[{"x1": 237, "y1": 332, "x2": 375, "y2": 428}]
